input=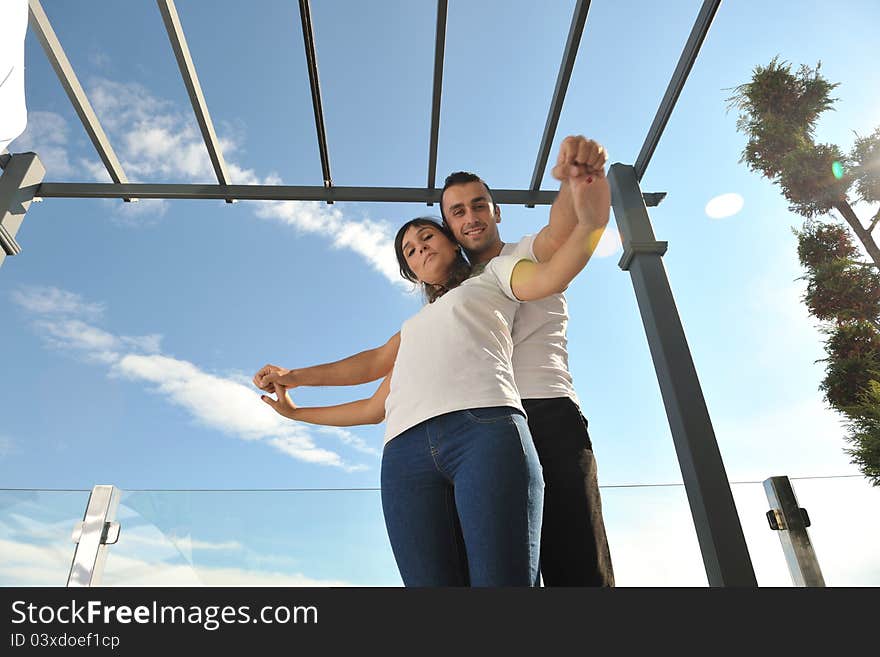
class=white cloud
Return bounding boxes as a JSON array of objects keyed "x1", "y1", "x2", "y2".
[
  {"x1": 0, "y1": 535, "x2": 355, "y2": 587},
  {"x1": 113, "y1": 352, "x2": 365, "y2": 470},
  {"x1": 104, "y1": 198, "x2": 170, "y2": 226},
  {"x1": 0, "y1": 504, "x2": 369, "y2": 586},
  {"x1": 88, "y1": 50, "x2": 112, "y2": 71},
  {"x1": 0, "y1": 435, "x2": 14, "y2": 458},
  {"x1": 12, "y1": 285, "x2": 371, "y2": 471},
  {"x1": 21, "y1": 78, "x2": 406, "y2": 285},
  {"x1": 9, "y1": 110, "x2": 77, "y2": 177},
  {"x1": 705, "y1": 192, "x2": 744, "y2": 219},
  {"x1": 253, "y1": 199, "x2": 403, "y2": 286},
  {"x1": 35, "y1": 318, "x2": 119, "y2": 352},
  {"x1": 316, "y1": 426, "x2": 381, "y2": 457},
  {"x1": 10, "y1": 285, "x2": 105, "y2": 319}
]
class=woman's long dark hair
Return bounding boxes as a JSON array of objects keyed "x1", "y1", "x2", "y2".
[{"x1": 394, "y1": 217, "x2": 472, "y2": 304}]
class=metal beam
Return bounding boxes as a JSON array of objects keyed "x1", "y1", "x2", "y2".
[
  {"x1": 298, "y1": 0, "x2": 332, "y2": 190},
  {"x1": 608, "y1": 163, "x2": 756, "y2": 586},
  {"x1": 426, "y1": 0, "x2": 449, "y2": 201},
  {"x1": 0, "y1": 152, "x2": 45, "y2": 269},
  {"x1": 35, "y1": 182, "x2": 557, "y2": 206},
  {"x1": 157, "y1": 0, "x2": 233, "y2": 202},
  {"x1": 633, "y1": 0, "x2": 721, "y2": 181},
  {"x1": 35, "y1": 182, "x2": 666, "y2": 207},
  {"x1": 528, "y1": 0, "x2": 591, "y2": 194},
  {"x1": 27, "y1": 0, "x2": 129, "y2": 189}
]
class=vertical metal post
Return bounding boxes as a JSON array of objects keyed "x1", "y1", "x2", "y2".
[
  {"x1": 607, "y1": 163, "x2": 757, "y2": 586},
  {"x1": 68, "y1": 485, "x2": 121, "y2": 587},
  {"x1": 0, "y1": 152, "x2": 45, "y2": 269},
  {"x1": 764, "y1": 476, "x2": 825, "y2": 587}
]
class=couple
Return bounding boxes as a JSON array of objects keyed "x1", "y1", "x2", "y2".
[{"x1": 255, "y1": 135, "x2": 615, "y2": 587}]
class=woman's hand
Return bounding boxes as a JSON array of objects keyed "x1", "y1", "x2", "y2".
[
  {"x1": 550, "y1": 135, "x2": 611, "y2": 238},
  {"x1": 261, "y1": 382, "x2": 299, "y2": 420},
  {"x1": 571, "y1": 167, "x2": 611, "y2": 235},
  {"x1": 253, "y1": 364, "x2": 297, "y2": 392}
]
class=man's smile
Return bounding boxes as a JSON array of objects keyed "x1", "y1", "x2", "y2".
[{"x1": 463, "y1": 224, "x2": 486, "y2": 237}]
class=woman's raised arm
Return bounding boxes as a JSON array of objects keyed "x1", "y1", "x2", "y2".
[{"x1": 511, "y1": 162, "x2": 611, "y2": 302}]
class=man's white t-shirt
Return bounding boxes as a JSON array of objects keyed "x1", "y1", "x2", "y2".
[
  {"x1": 383, "y1": 254, "x2": 530, "y2": 444},
  {"x1": 502, "y1": 235, "x2": 580, "y2": 406}
]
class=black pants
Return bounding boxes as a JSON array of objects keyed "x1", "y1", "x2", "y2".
[{"x1": 522, "y1": 397, "x2": 614, "y2": 587}]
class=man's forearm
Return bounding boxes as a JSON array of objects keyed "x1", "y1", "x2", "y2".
[{"x1": 534, "y1": 180, "x2": 578, "y2": 262}]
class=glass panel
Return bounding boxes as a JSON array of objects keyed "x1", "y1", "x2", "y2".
[
  {"x1": 0, "y1": 489, "x2": 90, "y2": 586},
  {"x1": 601, "y1": 484, "x2": 708, "y2": 587},
  {"x1": 786, "y1": 477, "x2": 880, "y2": 587},
  {"x1": 102, "y1": 489, "x2": 399, "y2": 586},
  {"x1": 600, "y1": 476, "x2": 880, "y2": 587},
  {"x1": 2, "y1": 478, "x2": 877, "y2": 587}
]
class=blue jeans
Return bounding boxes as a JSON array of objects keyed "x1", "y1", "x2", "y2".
[{"x1": 381, "y1": 407, "x2": 544, "y2": 587}]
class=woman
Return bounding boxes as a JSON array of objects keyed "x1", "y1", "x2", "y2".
[{"x1": 259, "y1": 160, "x2": 610, "y2": 587}]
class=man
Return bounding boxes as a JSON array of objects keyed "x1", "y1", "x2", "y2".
[{"x1": 255, "y1": 135, "x2": 614, "y2": 586}]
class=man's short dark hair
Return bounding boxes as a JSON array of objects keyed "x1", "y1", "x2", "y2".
[{"x1": 440, "y1": 171, "x2": 495, "y2": 225}]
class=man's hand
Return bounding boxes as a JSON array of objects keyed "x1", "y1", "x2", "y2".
[
  {"x1": 260, "y1": 382, "x2": 299, "y2": 420},
  {"x1": 551, "y1": 135, "x2": 607, "y2": 183},
  {"x1": 253, "y1": 364, "x2": 297, "y2": 393}
]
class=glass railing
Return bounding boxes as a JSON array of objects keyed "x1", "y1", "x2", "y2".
[
  {"x1": 0, "y1": 489, "x2": 91, "y2": 586},
  {"x1": 1, "y1": 476, "x2": 877, "y2": 586}
]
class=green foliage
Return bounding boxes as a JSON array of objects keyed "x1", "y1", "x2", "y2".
[
  {"x1": 819, "y1": 321, "x2": 880, "y2": 413},
  {"x1": 777, "y1": 142, "x2": 849, "y2": 217},
  {"x1": 727, "y1": 57, "x2": 839, "y2": 184},
  {"x1": 850, "y1": 127, "x2": 880, "y2": 203},
  {"x1": 797, "y1": 222, "x2": 880, "y2": 324},
  {"x1": 728, "y1": 57, "x2": 880, "y2": 219},
  {"x1": 734, "y1": 58, "x2": 880, "y2": 483},
  {"x1": 844, "y1": 381, "x2": 880, "y2": 484},
  {"x1": 805, "y1": 260, "x2": 880, "y2": 323},
  {"x1": 796, "y1": 221, "x2": 857, "y2": 269}
]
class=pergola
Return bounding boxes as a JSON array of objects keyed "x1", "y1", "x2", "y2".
[{"x1": 1, "y1": 0, "x2": 771, "y2": 587}]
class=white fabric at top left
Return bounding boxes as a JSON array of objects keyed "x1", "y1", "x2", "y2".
[{"x1": 0, "y1": 0, "x2": 29, "y2": 152}]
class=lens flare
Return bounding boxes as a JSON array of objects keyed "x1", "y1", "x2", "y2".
[
  {"x1": 832, "y1": 161, "x2": 844, "y2": 180},
  {"x1": 593, "y1": 227, "x2": 622, "y2": 258},
  {"x1": 705, "y1": 193, "x2": 744, "y2": 219}
]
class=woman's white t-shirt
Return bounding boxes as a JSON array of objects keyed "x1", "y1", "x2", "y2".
[{"x1": 383, "y1": 255, "x2": 530, "y2": 444}]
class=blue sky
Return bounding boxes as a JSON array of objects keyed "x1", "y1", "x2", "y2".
[{"x1": 2, "y1": 0, "x2": 879, "y2": 586}]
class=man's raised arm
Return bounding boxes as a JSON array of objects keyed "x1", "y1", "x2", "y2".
[
  {"x1": 253, "y1": 332, "x2": 400, "y2": 391},
  {"x1": 532, "y1": 135, "x2": 607, "y2": 263}
]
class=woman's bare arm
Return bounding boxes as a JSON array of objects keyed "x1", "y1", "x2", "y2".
[{"x1": 261, "y1": 375, "x2": 391, "y2": 427}]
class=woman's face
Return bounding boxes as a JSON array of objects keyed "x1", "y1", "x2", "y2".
[{"x1": 402, "y1": 224, "x2": 459, "y2": 285}]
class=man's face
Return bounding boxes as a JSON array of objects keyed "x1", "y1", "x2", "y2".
[{"x1": 441, "y1": 181, "x2": 501, "y2": 256}]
